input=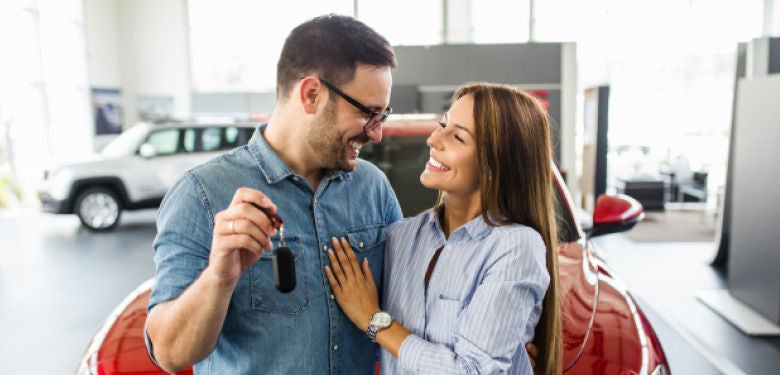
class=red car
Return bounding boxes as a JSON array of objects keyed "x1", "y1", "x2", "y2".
[{"x1": 76, "y1": 116, "x2": 669, "y2": 375}]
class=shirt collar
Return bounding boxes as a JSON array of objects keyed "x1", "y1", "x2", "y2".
[
  {"x1": 425, "y1": 204, "x2": 494, "y2": 241},
  {"x1": 248, "y1": 124, "x2": 350, "y2": 184}
]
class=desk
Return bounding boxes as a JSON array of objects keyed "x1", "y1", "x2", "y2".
[{"x1": 617, "y1": 178, "x2": 667, "y2": 211}]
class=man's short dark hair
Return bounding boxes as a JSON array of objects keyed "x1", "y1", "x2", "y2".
[{"x1": 276, "y1": 14, "x2": 397, "y2": 100}]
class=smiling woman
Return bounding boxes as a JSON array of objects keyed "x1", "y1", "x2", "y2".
[{"x1": 322, "y1": 83, "x2": 564, "y2": 374}]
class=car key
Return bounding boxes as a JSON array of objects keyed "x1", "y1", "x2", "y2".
[{"x1": 251, "y1": 203, "x2": 296, "y2": 293}]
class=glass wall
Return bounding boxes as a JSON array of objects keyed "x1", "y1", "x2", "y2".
[{"x1": 0, "y1": 0, "x2": 91, "y2": 206}]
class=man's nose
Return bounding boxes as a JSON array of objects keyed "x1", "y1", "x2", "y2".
[{"x1": 365, "y1": 124, "x2": 383, "y2": 143}]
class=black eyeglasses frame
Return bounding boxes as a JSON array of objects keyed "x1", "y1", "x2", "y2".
[{"x1": 319, "y1": 78, "x2": 392, "y2": 133}]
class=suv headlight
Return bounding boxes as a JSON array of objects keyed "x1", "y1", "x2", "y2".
[{"x1": 44, "y1": 168, "x2": 58, "y2": 181}]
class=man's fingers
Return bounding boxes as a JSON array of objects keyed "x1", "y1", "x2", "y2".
[
  {"x1": 229, "y1": 188, "x2": 279, "y2": 238},
  {"x1": 525, "y1": 342, "x2": 538, "y2": 369},
  {"x1": 231, "y1": 187, "x2": 275, "y2": 211},
  {"x1": 216, "y1": 214, "x2": 273, "y2": 251},
  {"x1": 526, "y1": 342, "x2": 538, "y2": 357},
  {"x1": 216, "y1": 233, "x2": 264, "y2": 257}
]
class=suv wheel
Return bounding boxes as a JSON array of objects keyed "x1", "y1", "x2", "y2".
[{"x1": 74, "y1": 187, "x2": 122, "y2": 231}]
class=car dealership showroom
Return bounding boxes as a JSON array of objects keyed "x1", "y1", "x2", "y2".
[{"x1": 1, "y1": 0, "x2": 780, "y2": 374}]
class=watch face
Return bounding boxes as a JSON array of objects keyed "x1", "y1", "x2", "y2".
[{"x1": 372, "y1": 312, "x2": 392, "y2": 326}]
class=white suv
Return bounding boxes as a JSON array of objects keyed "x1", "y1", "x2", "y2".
[{"x1": 37, "y1": 121, "x2": 258, "y2": 231}]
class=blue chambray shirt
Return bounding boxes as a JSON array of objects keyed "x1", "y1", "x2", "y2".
[
  {"x1": 381, "y1": 208, "x2": 549, "y2": 374},
  {"x1": 147, "y1": 124, "x2": 403, "y2": 374}
]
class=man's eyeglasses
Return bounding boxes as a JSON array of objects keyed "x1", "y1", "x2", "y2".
[{"x1": 319, "y1": 78, "x2": 392, "y2": 133}]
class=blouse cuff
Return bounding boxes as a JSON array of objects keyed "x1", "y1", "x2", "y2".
[{"x1": 398, "y1": 334, "x2": 427, "y2": 373}]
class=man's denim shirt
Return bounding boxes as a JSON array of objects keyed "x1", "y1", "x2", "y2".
[{"x1": 147, "y1": 124, "x2": 403, "y2": 374}]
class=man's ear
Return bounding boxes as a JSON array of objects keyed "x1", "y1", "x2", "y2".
[{"x1": 298, "y1": 76, "x2": 325, "y2": 115}]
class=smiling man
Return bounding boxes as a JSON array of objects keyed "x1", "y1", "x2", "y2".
[{"x1": 144, "y1": 14, "x2": 402, "y2": 374}]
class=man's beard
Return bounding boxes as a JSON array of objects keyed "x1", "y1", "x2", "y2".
[{"x1": 307, "y1": 102, "x2": 362, "y2": 172}]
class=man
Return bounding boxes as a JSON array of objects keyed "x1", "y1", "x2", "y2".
[{"x1": 145, "y1": 14, "x2": 401, "y2": 373}]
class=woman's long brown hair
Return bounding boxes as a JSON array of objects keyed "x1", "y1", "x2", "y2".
[{"x1": 446, "y1": 82, "x2": 562, "y2": 374}]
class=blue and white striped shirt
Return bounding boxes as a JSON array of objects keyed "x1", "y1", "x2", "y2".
[{"x1": 381, "y1": 208, "x2": 550, "y2": 374}]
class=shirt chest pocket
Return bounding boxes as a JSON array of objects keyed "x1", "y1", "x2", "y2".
[
  {"x1": 428, "y1": 296, "x2": 463, "y2": 344},
  {"x1": 345, "y1": 225, "x2": 387, "y2": 254},
  {"x1": 344, "y1": 225, "x2": 387, "y2": 287},
  {"x1": 249, "y1": 237, "x2": 310, "y2": 314}
]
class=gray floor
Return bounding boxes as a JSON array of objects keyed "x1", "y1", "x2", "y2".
[
  {"x1": 0, "y1": 208, "x2": 158, "y2": 375},
  {"x1": 591, "y1": 234, "x2": 780, "y2": 375},
  {"x1": 1, "y1": 208, "x2": 779, "y2": 374}
]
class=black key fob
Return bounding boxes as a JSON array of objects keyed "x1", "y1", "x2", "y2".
[{"x1": 273, "y1": 246, "x2": 296, "y2": 293}]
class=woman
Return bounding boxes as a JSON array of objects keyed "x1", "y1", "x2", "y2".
[{"x1": 325, "y1": 82, "x2": 562, "y2": 374}]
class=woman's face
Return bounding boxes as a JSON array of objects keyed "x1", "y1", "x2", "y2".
[{"x1": 420, "y1": 94, "x2": 480, "y2": 200}]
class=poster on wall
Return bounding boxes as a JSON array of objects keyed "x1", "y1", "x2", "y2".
[
  {"x1": 137, "y1": 95, "x2": 174, "y2": 123},
  {"x1": 91, "y1": 88, "x2": 123, "y2": 135}
]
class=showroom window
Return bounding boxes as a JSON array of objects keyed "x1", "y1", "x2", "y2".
[
  {"x1": 0, "y1": 0, "x2": 91, "y2": 205},
  {"x1": 187, "y1": 0, "x2": 353, "y2": 92},
  {"x1": 187, "y1": 0, "x2": 442, "y2": 92}
]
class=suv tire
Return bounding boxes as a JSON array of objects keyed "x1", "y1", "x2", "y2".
[{"x1": 74, "y1": 186, "x2": 122, "y2": 232}]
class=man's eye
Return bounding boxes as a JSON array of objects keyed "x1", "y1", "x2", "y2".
[{"x1": 438, "y1": 121, "x2": 446, "y2": 128}]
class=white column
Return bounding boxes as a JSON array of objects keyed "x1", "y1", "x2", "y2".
[
  {"x1": 443, "y1": 0, "x2": 473, "y2": 44},
  {"x1": 115, "y1": 0, "x2": 191, "y2": 128}
]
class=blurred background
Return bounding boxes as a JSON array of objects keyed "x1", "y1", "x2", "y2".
[{"x1": 1, "y1": 1, "x2": 779, "y2": 374}]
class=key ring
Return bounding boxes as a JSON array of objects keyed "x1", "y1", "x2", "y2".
[{"x1": 251, "y1": 203, "x2": 295, "y2": 293}]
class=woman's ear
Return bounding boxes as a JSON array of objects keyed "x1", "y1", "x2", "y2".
[{"x1": 298, "y1": 76, "x2": 324, "y2": 115}]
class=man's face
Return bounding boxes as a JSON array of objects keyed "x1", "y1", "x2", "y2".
[{"x1": 307, "y1": 65, "x2": 392, "y2": 171}]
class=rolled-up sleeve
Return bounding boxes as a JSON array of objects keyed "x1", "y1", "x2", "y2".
[{"x1": 147, "y1": 172, "x2": 214, "y2": 313}]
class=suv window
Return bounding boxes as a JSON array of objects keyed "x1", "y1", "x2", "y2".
[
  {"x1": 146, "y1": 128, "x2": 181, "y2": 156},
  {"x1": 148, "y1": 126, "x2": 255, "y2": 156},
  {"x1": 202, "y1": 127, "x2": 222, "y2": 151}
]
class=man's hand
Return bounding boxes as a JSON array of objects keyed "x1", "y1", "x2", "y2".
[
  {"x1": 146, "y1": 187, "x2": 282, "y2": 373},
  {"x1": 526, "y1": 342, "x2": 538, "y2": 369},
  {"x1": 209, "y1": 187, "x2": 280, "y2": 285}
]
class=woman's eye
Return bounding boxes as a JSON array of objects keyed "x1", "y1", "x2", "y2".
[
  {"x1": 438, "y1": 121, "x2": 446, "y2": 128},
  {"x1": 454, "y1": 134, "x2": 464, "y2": 143}
]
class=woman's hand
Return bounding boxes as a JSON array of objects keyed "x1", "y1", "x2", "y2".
[{"x1": 325, "y1": 237, "x2": 381, "y2": 331}]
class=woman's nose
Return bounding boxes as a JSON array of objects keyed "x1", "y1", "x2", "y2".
[{"x1": 426, "y1": 129, "x2": 443, "y2": 149}]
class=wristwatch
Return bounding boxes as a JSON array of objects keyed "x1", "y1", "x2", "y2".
[{"x1": 366, "y1": 311, "x2": 393, "y2": 342}]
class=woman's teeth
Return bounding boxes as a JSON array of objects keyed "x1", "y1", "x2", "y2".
[{"x1": 429, "y1": 157, "x2": 450, "y2": 170}]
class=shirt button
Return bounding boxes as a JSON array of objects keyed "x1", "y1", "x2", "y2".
[
  {"x1": 323, "y1": 245, "x2": 328, "y2": 251},
  {"x1": 358, "y1": 242, "x2": 364, "y2": 248},
  {"x1": 333, "y1": 344, "x2": 339, "y2": 351},
  {"x1": 447, "y1": 245, "x2": 452, "y2": 250},
  {"x1": 330, "y1": 294, "x2": 335, "y2": 300},
  {"x1": 293, "y1": 176, "x2": 299, "y2": 181}
]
